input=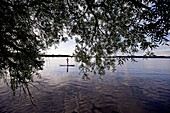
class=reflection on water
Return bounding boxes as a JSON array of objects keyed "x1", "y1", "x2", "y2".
[{"x1": 0, "y1": 58, "x2": 170, "y2": 113}]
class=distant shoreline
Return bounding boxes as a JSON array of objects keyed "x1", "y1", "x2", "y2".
[{"x1": 40, "y1": 55, "x2": 170, "y2": 58}]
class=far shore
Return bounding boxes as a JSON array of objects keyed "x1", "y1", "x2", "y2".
[{"x1": 40, "y1": 55, "x2": 170, "y2": 58}]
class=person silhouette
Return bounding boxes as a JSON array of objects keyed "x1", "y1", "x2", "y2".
[
  {"x1": 66, "y1": 58, "x2": 69, "y2": 72},
  {"x1": 66, "y1": 58, "x2": 69, "y2": 65}
]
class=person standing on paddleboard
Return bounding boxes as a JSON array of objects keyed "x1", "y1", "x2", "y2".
[{"x1": 66, "y1": 58, "x2": 69, "y2": 65}]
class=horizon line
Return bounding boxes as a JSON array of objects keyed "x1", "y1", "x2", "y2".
[{"x1": 40, "y1": 55, "x2": 170, "y2": 58}]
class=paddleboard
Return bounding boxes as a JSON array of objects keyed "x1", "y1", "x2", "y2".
[{"x1": 59, "y1": 65, "x2": 75, "y2": 67}]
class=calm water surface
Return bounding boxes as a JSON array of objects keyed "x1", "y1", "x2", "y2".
[{"x1": 0, "y1": 58, "x2": 170, "y2": 113}]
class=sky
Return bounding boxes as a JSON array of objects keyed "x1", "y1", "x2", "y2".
[
  {"x1": 45, "y1": 39, "x2": 76, "y2": 55},
  {"x1": 45, "y1": 35, "x2": 170, "y2": 56}
]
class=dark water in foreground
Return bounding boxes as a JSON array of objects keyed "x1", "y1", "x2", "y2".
[{"x1": 0, "y1": 58, "x2": 170, "y2": 113}]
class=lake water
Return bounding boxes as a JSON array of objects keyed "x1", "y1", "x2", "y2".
[{"x1": 0, "y1": 58, "x2": 170, "y2": 113}]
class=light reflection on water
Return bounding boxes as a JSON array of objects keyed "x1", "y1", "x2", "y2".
[{"x1": 0, "y1": 58, "x2": 170, "y2": 113}]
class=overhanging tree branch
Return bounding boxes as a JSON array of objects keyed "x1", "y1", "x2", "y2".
[{"x1": 129, "y1": 0, "x2": 150, "y2": 9}]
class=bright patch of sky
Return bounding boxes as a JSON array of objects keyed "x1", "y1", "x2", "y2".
[{"x1": 45, "y1": 39, "x2": 76, "y2": 55}]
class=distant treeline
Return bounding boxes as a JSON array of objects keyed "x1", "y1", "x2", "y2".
[
  {"x1": 40, "y1": 55, "x2": 73, "y2": 57},
  {"x1": 112, "y1": 56, "x2": 170, "y2": 58},
  {"x1": 40, "y1": 55, "x2": 170, "y2": 58}
]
